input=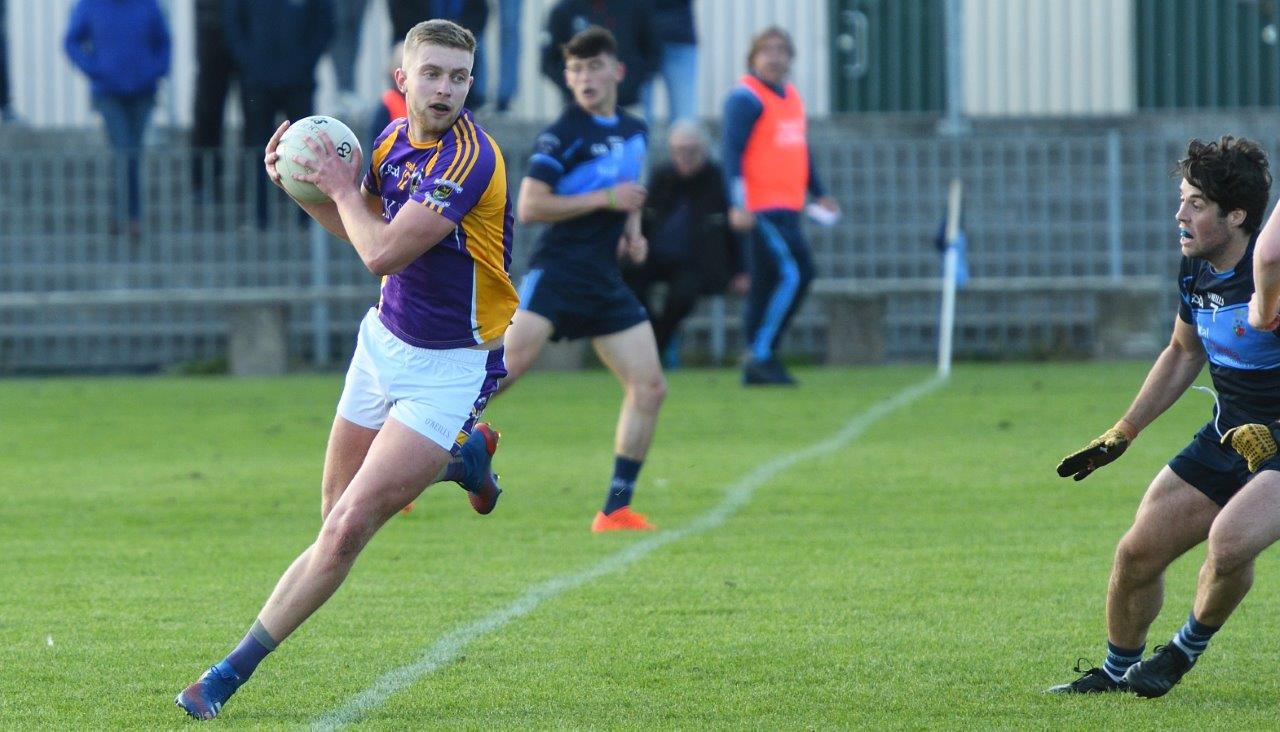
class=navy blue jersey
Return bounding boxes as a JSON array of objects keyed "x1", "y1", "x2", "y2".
[
  {"x1": 1178, "y1": 237, "x2": 1280, "y2": 428},
  {"x1": 525, "y1": 105, "x2": 647, "y2": 281}
]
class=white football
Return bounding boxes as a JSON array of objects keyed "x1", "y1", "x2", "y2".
[{"x1": 275, "y1": 115, "x2": 362, "y2": 203}]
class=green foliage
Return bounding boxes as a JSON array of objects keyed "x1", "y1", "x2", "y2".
[{"x1": 1, "y1": 364, "x2": 1276, "y2": 728}]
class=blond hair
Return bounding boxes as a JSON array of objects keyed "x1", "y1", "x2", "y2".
[{"x1": 404, "y1": 19, "x2": 476, "y2": 56}]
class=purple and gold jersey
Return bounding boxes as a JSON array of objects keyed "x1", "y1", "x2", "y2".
[{"x1": 362, "y1": 110, "x2": 518, "y2": 349}]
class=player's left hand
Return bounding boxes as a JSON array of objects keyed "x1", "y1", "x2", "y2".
[
  {"x1": 1247, "y1": 291, "x2": 1280, "y2": 331},
  {"x1": 1056, "y1": 427, "x2": 1131, "y2": 481},
  {"x1": 294, "y1": 131, "x2": 363, "y2": 200},
  {"x1": 1222, "y1": 422, "x2": 1280, "y2": 473},
  {"x1": 816, "y1": 196, "x2": 840, "y2": 214}
]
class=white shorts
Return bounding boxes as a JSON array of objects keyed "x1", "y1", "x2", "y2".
[{"x1": 337, "y1": 309, "x2": 506, "y2": 453}]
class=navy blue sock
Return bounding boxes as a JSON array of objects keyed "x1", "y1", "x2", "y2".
[
  {"x1": 1102, "y1": 641, "x2": 1144, "y2": 683},
  {"x1": 1171, "y1": 611, "x2": 1220, "y2": 662},
  {"x1": 442, "y1": 453, "x2": 467, "y2": 484},
  {"x1": 220, "y1": 619, "x2": 278, "y2": 682},
  {"x1": 603, "y1": 456, "x2": 642, "y2": 514}
]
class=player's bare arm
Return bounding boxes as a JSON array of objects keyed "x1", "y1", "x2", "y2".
[
  {"x1": 517, "y1": 177, "x2": 645, "y2": 224},
  {"x1": 264, "y1": 121, "x2": 380, "y2": 241},
  {"x1": 1250, "y1": 204, "x2": 1280, "y2": 330},
  {"x1": 293, "y1": 130, "x2": 455, "y2": 276},
  {"x1": 617, "y1": 210, "x2": 647, "y2": 264},
  {"x1": 1058, "y1": 316, "x2": 1207, "y2": 480}
]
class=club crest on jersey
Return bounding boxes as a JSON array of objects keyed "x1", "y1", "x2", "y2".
[
  {"x1": 430, "y1": 177, "x2": 463, "y2": 202},
  {"x1": 1234, "y1": 317, "x2": 1247, "y2": 337}
]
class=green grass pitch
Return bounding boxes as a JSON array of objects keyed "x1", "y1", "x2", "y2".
[{"x1": 4, "y1": 363, "x2": 1280, "y2": 729}]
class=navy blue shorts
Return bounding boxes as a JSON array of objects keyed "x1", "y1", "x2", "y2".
[
  {"x1": 517, "y1": 266, "x2": 649, "y2": 342},
  {"x1": 1168, "y1": 422, "x2": 1257, "y2": 507}
]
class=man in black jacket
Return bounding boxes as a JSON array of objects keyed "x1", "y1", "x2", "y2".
[
  {"x1": 539, "y1": 0, "x2": 659, "y2": 108},
  {"x1": 225, "y1": 0, "x2": 334, "y2": 227},
  {"x1": 626, "y1": 121, "x2": 746, "y2": 362}
]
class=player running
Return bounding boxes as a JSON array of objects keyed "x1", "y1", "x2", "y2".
[
  {"x1": 1048, "y1": 136, "x2": 1275, "y2": 698},
  {"x1": 504, "y1": 26, "x2": 666, "y2": 532},
  {"x1": 175, "y1": 19, "x2": 518, "y2": 719}
]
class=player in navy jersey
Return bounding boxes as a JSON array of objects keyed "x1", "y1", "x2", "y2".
[
  {"x1": 504, "y1": 26, "x2": 666, "y2": 532},
  {"x1": 175, "y1": 20, "x2": 518, "y2": 720},
  {"x1": 1048, "y1": 136, "x2": 1276, "y2": 697}
]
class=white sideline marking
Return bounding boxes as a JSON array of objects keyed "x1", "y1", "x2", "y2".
[{"x1": 312, "y1": 375, "x2": 945, "y2": 729}]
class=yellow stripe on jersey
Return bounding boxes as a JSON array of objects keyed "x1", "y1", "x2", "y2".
[
  {"x1": 368, "y1": 123, "x2": 403, "y2": 191},
  {"x1": 452, "y1": 115, "x2": 484, "y2": 194},
  {"x1": 423, "y1": 118, "x2": 474, "y2": 214},
  {"x1": 459, "y1": 130, "x2": 518, "y2": 342}
]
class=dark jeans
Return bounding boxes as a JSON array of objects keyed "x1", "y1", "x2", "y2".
[
  {"x1": 0, "y1": 0, "x2": 9, "y2": 113},
  {"x1": 191, "y1": 25, "x2": 236, "y2": 193},
  {"x1": 744, "y1": 210, "x2": 815, "y2": 361},
  {"x1": 625, "y1": 256, "x2": 703, "y2": 356},
  {"x1": 496, "y1": 0, "x2": 521, "y2": 108},
  {"x1": 329, "y1": 0, "x2": 369, "y2": 92},
  {"x1": 94, "y1": 91, "x2": 155, "y2": 224},
  {"x1": 241, "y1": 84, "x2": 314, "y2": 227}
]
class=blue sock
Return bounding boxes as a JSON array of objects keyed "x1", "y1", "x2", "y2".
[
  {"x1": 1102, "y1": 641, "x2": 1144, "y2": 683},
  {"x1": 603, "y1": 456, "x2": 642, "y2": 514},
  {"x1": 220, "y1": 619, "x2": 278, "y2": 682},
  {"x1": 1171, "y1": 611, "x2": 1220, "y2": 662},
  {"x1": 442, "y1": 453, "x2": 467, "y2": 484}
]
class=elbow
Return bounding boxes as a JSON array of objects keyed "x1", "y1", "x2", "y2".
[
  {"x1": 516, "y1": 203, "x2": 538, "y2": 225},
  {"x1": 363, "y1": 253, "x2": 400, "y2": 277}
]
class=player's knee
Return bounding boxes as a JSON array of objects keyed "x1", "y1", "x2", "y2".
[
  {"x1": 630, "y1": 373, "x2": 667, "y2": 411},
  {"x1": 1205, "y1": 530, "x2": 1256, "y2": 576},
  {"x1": 317, "y1": 508, "x2": 371, "y2": 568},
  {"x1": 1113, "y1": 532, "x2": 1164, "y2": 579}
]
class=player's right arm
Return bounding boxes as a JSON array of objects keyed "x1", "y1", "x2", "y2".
[
  {"x1": 721, "y1": 87, "x2": 762, "y2": 232},
  {"x1": 516, "y1": 178, "x2": 644, "y2": 224},
  {"x1": 515, "y1": 127, "x2": 644, "y2": 224},
  {"x1": 263, "y1": 121, "x2": 380, "y2": 242},
  {"x1": 1057, "y1": 315, "x2": 1206, "y2": 480},
  {"x1": 1251, "y1": 203, "x2": 1280, "y2": 330}
]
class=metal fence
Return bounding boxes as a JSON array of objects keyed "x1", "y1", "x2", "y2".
[{"x1": 4, "y1": 115, "x2": 1280, "y2": 373}]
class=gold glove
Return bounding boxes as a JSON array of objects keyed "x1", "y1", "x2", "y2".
[
  {"x1": 1057, "y1": 427, "x2": 1132, "y2": 481},
  {"x1": 1221, "y1": 423, "x2": 1280, "y2": 473}
]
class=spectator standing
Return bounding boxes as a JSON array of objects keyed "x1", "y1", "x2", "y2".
[
  {"x1": 641, "y1": 0, "x2": 697, "y2": 123},
  {"x1": 329, "y1": 0, "x2": 368, "y2": 112},
  {"x1": 224, "y1": 0, "x2": 334, "y2": 228},
  {"x1": 0, "y1": 0, "x2": 14, "y2": 122},
  {"x1": 495, "y1": 0, "x2": 521, "y2": 112},
  {"x1": 722, "y1": 26, "x2": 839, "y2": 386},
  {"x1": 626, "y1": 121, "x2": 745, "y2": 363},
  {"x1": 539, "y1": 0, "x2": 659, "y2": 109},
  {"x1": 64, "y1": 0, "x2": 171, "y2": 237},
  {"x1": 191, "y1": 0, "x2": 236, "y2": 199},
  {"x1": 365, "y1": 42, "x2": 406, "y2": 150},
  {"x1": 388, "y1": 0, "x2": 489, "y2": 109}
]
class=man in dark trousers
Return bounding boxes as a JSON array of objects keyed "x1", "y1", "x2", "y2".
[
  {"x1": 191, "y1": 0, "x2": 236, "y2": 199},
  {"x1": 539, "y1": 0, "x2": 659, "y2": 108},
  {"x1": 225, "y1": 0, "x2": 333, "y2": 228},
  {"x1": 626, "y1": 120, "x2": 746, "y2": 363},
  {"x1": 723, "y1": 26, "x2": 840, "y2": 386}
]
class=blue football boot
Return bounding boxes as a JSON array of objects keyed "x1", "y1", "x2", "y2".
[
  {"x1": 459, "y1": 423, "x2": 502, "y2": 515},
  {"x1": 175, "y1": 662, "x2": 243, "y2": 720}
]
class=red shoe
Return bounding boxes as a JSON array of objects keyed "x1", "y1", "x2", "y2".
[
  {"x1": 462, "y1": 423, "x2": 502, "y2": 515},
  {"x1": 591, "y1": 506, "x2": 655, "y2": 532}
]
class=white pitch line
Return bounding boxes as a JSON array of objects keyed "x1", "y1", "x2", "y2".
[{"x1": 312, "y1": 375, "x2": 946, "y2": 730}]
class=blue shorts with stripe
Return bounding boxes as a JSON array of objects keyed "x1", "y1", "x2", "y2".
[{"x1": 517, "y1": 265, "x2": 649, "y2": 342}]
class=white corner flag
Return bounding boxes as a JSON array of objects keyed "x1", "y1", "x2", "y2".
[{"x1": 937, "y1": 179, "x2": 965, "y2": 378}]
